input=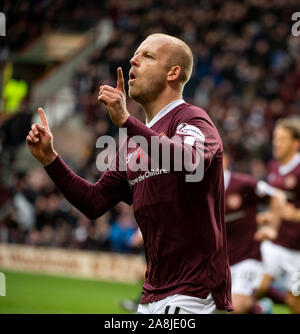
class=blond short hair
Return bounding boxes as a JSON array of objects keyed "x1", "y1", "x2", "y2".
[{"x1": 276, "y1": 118, "x2": 300, "y2": 140}]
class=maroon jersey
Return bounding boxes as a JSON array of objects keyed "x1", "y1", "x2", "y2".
[
  {"x1": 45, "y1": 101, "x2": 232, "y2": 311},
  {"x1": 267, "y1": 153, "x2": 300, "y2": 250},
  {"x1": 224, "y1": 171, "x2": 270, "y2": 266}
]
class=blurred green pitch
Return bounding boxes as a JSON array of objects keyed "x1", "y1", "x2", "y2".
[
  {"x1": 0, "y1": 268, "x2": 140, "y2": 314},
  {"x1": 0, "y1": 268, "x2": 291, "y2": 314}
]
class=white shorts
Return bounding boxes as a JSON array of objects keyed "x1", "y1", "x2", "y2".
[
  {"x1": 137, "y1": 293, "x2": 226, "y2": 314},
  {"x1": 260, "y1": 240, "x2": 300, "y2": 293},
  {"x1": 230, "y1": 259, "x2": 264, "y2": 296}
]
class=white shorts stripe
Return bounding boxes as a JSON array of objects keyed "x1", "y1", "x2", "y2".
[{"x1": 137, "y1": 293, "x2": 226, "y2": 314}]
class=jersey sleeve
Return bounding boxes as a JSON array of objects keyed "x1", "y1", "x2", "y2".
[
  {"x1": 174, "y1": 117, "x2": 221, "y2": 172},
  {"x1": 123, "y1": 115, "x2": 221, "y2": 178},
  {"x1": 255, "y1": 180, "x2": 278, "y2": 197},
  {"x1": 243, "y1": 175, "x2": 273, "y2": 205},
  {"x1": 45, "y1": 154, "x2": 132, "y2": 220}
]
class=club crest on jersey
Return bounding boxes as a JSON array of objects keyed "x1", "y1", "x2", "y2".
[
  {"x1": 226, "y1": 193, "x2": 242, "y2": 210},
  {"x1": 268, "y1": 173, "x2": 277, "y2": 183},
  {"x1": 284, "y1": 175, "x2": 297, "y2": 189},
  {"x1": 176, "y1": 123, "x2": 205, "y2": 140}
]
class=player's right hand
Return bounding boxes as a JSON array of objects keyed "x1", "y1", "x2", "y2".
[
  {"x1": 26, "y1": 107, "x2": 57, "y2": 166},
  {"x1": 98, "y1": 67, "x2": 130, "y2": 127}
]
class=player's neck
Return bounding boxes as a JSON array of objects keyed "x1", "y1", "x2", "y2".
[
  {"x1": 143, "y1": 91, "x2": 182, "y2": 124},
  {"x1": 279, "y1": 151, "x2": 299, "y2": 166}
]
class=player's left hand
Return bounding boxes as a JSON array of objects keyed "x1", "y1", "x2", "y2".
[
  {"x1": 98, "y1": 67, "x2": 130, "y2": 127},
  {"x1": 256, "y1": 211, "x2": 273, "y2": 226},
  {"x1": 254, "y1": 225, "x2": 278, "y2": 242}
]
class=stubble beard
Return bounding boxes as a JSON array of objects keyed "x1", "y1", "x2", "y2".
[{"x1": 129, "y1": 74, "x2": 167, "y2": 106}]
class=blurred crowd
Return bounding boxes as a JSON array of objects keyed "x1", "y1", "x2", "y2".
[
  {"x1": 0, "y1": 165, "x2": 140, "y2": 253},
  {"x1": 1, "y1": 0, "x2": 300, "y2": 253},
  {"x1": 0, "y1": 0, "x2": 106, "y2": 58}
]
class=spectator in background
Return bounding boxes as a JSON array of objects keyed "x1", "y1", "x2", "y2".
[
  {"x1": 73, "y1": 214, "x2": 91, "y2": 249},
  {"x1": 109, "y1": 202, "x2": 138, "y2": 254},
  {"x1": 2, "y1": 76, "x2": 28, "y2": 116},
  {"x1": 53, "y1": 218, "x2": 73, "y2": 248},
  {"x1": 91, "y1": 214, "x2": 111, "y2": 251},
  {"x1": 40, "y1": 225, "x2": 55, "y2": 247},
  {"x1": 0, "y1": 100, "x2": 32, "y2": 163},
  {"x1": 12, "y1": 172, "x2": 35, "y2": 233}
]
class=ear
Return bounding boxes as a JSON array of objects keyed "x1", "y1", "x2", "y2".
[{"x1": 167, "y1": 65, "x2": 181, "y2": 83}]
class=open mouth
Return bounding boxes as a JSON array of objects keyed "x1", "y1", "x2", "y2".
[{"x1": 129, "y1": 72, "x2": 136, "y2": 81}]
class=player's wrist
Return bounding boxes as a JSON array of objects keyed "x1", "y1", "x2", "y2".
[
  {"x1": 41, "y1": 150, "x2": 58, "y2": 167},
  {"x1": 118, "y1": 112, "x2": 130, "y2": 127}
]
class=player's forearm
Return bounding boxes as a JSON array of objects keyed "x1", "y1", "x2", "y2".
[
  {"x1": 269, "y1": 191, "x2": 286, "y2": 229},
  {"x1": 44, "y1": 155, "x2": 106, "y2": 219}
]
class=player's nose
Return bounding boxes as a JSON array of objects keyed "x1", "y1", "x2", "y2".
[{"x1": 130, "y1": 54, "x2": 139, "y2": 67}]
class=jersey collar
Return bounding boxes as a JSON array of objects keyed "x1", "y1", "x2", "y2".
[
  {"x1": 146, "y1": 99, "x2": 185, "y2": 128},
  {"x1": 279, "y1": 153, "x2": 300, "y2": 176}
]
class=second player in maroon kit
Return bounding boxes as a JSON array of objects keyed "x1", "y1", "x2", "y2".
[
  {"x1": 223, "y1": 151, "x2": 282, "y2": 313},
  {"x1": 267, "y1": 155, "x2": 300, "y2": 250},
  {"x1": 258, "y1": 118, "x2": 300, "y2": 314},
  {"x1": 225, "y1": 171, "x2": 265, "y2": 266}
]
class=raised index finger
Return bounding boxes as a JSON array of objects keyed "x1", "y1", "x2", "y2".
[
  {"x1": 116, "y1": 67, "x2": 125, "y2": 94},
  {"x1": 38, "y1": 107, "x2": 49, "y2": 129}
]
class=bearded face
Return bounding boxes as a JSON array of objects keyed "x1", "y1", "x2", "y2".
[
  {"x1": 128, "y1": 37, "x2": 171, "y2": 106},
  {"x1": 128, "y1": 68, "x2": 168, "y2": 105}
]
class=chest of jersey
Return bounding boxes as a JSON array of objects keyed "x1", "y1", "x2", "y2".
[{"x1": 268, "y1": 169, "x2": 300, "y2": 205}]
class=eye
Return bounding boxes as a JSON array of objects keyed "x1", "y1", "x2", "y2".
[{"x1": 145, "y1": 53, "x2": 154, "y2": 59}]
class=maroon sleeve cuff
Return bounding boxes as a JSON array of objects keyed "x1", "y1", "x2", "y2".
[{"x1": 44, "y1": 155, "x2": 70, "y2": 180}]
